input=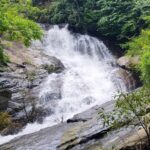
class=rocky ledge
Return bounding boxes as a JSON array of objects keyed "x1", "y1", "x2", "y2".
[
  {"x1": 0, "y1": 42, "x2": 64, "y2": 135},
  {"x1": 0, "y1": 101, "x2": 148, "y2": 150}
]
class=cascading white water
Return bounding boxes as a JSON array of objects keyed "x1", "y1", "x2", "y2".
[
  {"x1": 38, "y1": 25, "x2": 126, "y2": 122},
  {"x1": 0, "y1": 25, "x2": 127, "y2": 145}
]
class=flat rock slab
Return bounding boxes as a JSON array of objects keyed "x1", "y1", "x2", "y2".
[{"x1": 0, "y1": 101, "x2": 114, "y2": 150}]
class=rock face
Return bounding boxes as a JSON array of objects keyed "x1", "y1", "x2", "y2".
[
  {"x1": 0, "y1": 90, "x2": 11, "y2": 111},
  {"x1": 0, "y1": 101, "x2": 147, "y2": 150},
  {"x1": 113, "y1": 68, "x2": 136, "y2": 91},
  {"x1": 0, "y1": 43, "x2": 65, "y2": 135},
  {"x1": 117, "y1": 56, "x2": 139, "y2": 70},
  {"x1": 116, "y1": 56, "x2": 141, "y2": 89}
]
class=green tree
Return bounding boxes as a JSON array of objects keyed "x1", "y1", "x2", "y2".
[
  {"x1": 140, "y1": 51, "x2": 150, "y2": 86},
  {"x1": 35, "y1": 0, "x2": 150, "y2": 40},
  {"x1": 0, "y1": 0, "x2": 43, "y2": 65},
  {"x1": 100, "y1": 88, "x2": 150, "y2": 146}
]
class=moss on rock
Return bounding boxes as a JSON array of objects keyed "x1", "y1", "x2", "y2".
[{"x1": 0, "y1": 112, "x2": 12, "y2": 131}]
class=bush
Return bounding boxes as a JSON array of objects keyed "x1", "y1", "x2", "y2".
[
  {"x1": 0, "y1": 0, "x2": 43, "y2": 46},
  {"x1": 99, "y1": 87, "x2": 150, "y2": 145}
]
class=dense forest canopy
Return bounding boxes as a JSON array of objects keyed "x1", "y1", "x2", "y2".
[{"x1": 33, "y1": 0, "x2": 150, "y2": 40}]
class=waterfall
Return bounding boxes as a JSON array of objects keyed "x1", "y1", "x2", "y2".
[
  {"x1": 38, "y1": 25, "x2": 127, "y2": 122},
  {"x1": 0, "y1": 25, "x2": 127, "y2": 145}
]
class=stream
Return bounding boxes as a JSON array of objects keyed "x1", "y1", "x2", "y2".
[{"x1": 0, "y1": 25, "x2": 128, "y2": 146}]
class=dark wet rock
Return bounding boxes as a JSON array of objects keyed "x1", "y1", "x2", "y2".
[
  {"x1": 0, "y1": 123, "x2": 25, "y2": 136},
  {"x1": 27, "y1": 106, "x2": 52, "y2": 123},
  {"x1": 39, "y1": 77, "x2": 63, "y2": 108},
  {"x1": 8, "y1": 101, "x2": 23, "y2": 111},
  {"x1": 113, "y1": 68, "x2": 136, "y2": 91},
  {"x1": 42, "y1": 92, "x2": 61, "y2": 101},
  {"x1": 42, "y1": 56, "x2": 65, "y2": 74},
  {"x1": 0, "y1": 90, "x2": 11, "y2": 111},
  {"x1": 82, "y1": 96, "x2": 96, "y2": 105}
]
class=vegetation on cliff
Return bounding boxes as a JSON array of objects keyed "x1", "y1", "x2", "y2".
[
  {"x1": 33, "y1": 0, "x2": 150, "y2": 40},
  {"x1": 0, "y1": 0, "x2": 43, "y2": 66},
  {"x1": 125, "y1": 29, "x2": 150, "y2": 87}
]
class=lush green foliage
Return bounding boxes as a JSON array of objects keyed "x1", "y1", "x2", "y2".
[
  {"x1": 140, "y1": 51, "x2": 150, "y2": 86},
  {"x1": 0, "y1": 0, "x2": 43, "y2": 65},
  {"x1": 0, "y1": 0, "x2": 43, "y2": 46},
  {"x1": 32, "y1": 0, "x2": 51, "y2": 6},
  {"x1": 125, "y1": 29, "x2": 150, "y2": 86},
  {"x1": 97, "y1": 0, "x2": 142, "y2": 39},
  {"x1": 35, "y1": 0, "x2": 150, "y2": 40},
  {"x1": 100, "y1": 87, "x2": 150, "y2": 142}
]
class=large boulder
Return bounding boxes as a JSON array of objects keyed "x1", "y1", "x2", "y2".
[
  {"x1": 117, "y1": 56, "x2": 139, "y2": 70},
  {"x1": 113, "y1": 68, "x2": 136, "y2": 91},
  {"x1": 42, "y1": 56, "x2": 65, "y2": 73},
  {"x1": 117, "y1": 56, "x2": 142, "y2": 88},
  {"x1": 0, "y1": 90, "x2": 11, "y2": 111}
]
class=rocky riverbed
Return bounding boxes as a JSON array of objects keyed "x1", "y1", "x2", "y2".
[
  {"x1": 0, "y1": 39, "x2": 143, "y2": 150},
  {"x1": 0, "y1": 101, "x2": 148, "y2": 150}
]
